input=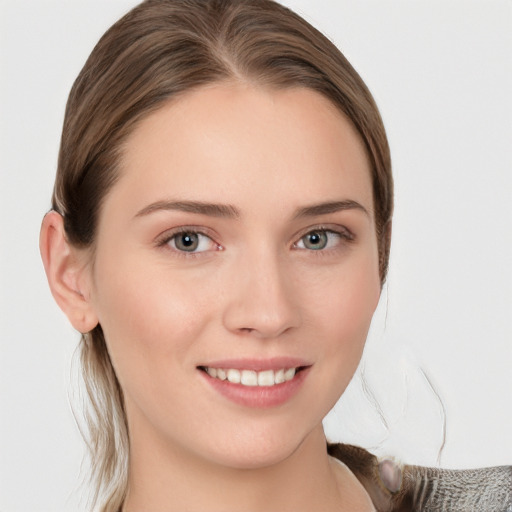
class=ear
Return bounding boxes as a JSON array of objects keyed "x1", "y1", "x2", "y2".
[{"x1": 39, "y1": 211, "x2": 99, "y2": 333}]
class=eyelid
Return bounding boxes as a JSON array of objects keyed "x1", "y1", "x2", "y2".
[
  {"x1": 154, "y1": 224, "x2": 353, "y2": 254},
  {"x1": 292, "y1": 224, "x2": 355, "y2": 252},
  {"x1": 155, "y1": 226, "x2": 222, "y2": 253},
  {"x1": 293, "y1": 224, "x2": 354, "y2": 243}
]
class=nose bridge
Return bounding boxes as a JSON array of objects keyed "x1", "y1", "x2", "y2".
[{"x1": 222, "y1": 242, "x2": 301, "y2": 338}]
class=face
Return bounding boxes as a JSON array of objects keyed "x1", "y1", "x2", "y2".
[{"x1": 86, "y1": 83, "x2": 381, "y2": 469}]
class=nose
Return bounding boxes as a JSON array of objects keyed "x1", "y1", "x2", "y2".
[{"x1": 222, "y1": 249, "x2": 302, "y2": 339}]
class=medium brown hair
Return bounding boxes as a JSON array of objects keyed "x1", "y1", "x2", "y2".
[{"x1": 52, "y1": 0, "x2": 393, "y2": 509}]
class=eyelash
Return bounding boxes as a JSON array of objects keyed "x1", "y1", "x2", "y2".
[
  {"x1": 156, "y1": 227, "x2": 221, "y2": 257},
  {"x1": 156, "y1": 225, "x2": 354, "y2": 256},
  {"x1": 293, "y1": 226, "x2": 354, "y2": 253}
]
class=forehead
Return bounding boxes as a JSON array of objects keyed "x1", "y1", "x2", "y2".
[{"x1": 110, "y1": 82, "x2": 373, "y2": 220}]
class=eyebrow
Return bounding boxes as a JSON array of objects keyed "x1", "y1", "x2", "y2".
[
  {"x1": 134, "y1": 199, "x2": 368, "y2": 220},
  {"x1": 292, "y1": 200, "x2": 369, "y2": 219},
  {"x1": 135, "y1": 200, "x2": 240, "y2": 219}
]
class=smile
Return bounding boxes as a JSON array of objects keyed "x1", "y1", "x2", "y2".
[
  {"x1": 197, "y1": 359, "x2": 311, "y2": 408},
  {"x1": 201, "y1": 367, "x2": 299, "y2": 387}
]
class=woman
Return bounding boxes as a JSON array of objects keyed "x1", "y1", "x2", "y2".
[{"x1": 38, "y1": 1, "x2": 511, "y2": 511}]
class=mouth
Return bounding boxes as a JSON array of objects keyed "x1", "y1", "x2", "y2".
[{"x1": 197, "y1": 365, "x2": 309, "y2": 387}]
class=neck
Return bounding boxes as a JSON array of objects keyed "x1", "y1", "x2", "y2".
[{"x1": 122, "y1": 423, "x2": 366, "y2": 512}]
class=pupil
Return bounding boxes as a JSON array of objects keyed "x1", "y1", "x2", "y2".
[
  {"x1": 176, "y1": 232, "x2": 198, "y2": 251},
  {"x1": 182, "y1": 235, "x2": 194, "y2": 246},
  {"x1": 305, "y1": 231, "x2": 327, "y2": 250}
]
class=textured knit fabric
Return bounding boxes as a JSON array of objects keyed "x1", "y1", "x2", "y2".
[{"x1": 328, "y1": 442, "x2": 512, "y2": 512}]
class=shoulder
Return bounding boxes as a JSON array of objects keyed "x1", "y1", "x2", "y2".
[{"x1": 328, "y1": 442, "x2": 512, "y2": 512}]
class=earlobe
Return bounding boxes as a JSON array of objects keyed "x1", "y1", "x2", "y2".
[{"x1": 39, "y1": 211, "x2": 99, "y2": 333}]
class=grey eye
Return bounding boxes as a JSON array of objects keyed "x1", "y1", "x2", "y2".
[
  {"x1": 173, "y1": 232, "x2": 200, "y2": 252},
  {"x1": 295, "y1": 229, "x2": 346, "y2": 251},
  {"x1": 301, "y1": 231, "x2": 328, "y2": 250},
  {"x1": 165, "y1": 230, "x2": 218, "y2": 254}
]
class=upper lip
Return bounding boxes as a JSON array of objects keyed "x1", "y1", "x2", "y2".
[{"x1": 198, "y1": 357, "x2": 312, "y2": 372}]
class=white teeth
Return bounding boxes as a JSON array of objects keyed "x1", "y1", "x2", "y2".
[
  {"x1": 241, "y1": 370, "x2": 258, "y2": 386},
  {"x1": 274, "y1": 368, "x2": 285, "y2": 384},
  {"x1": 258, "y1": 370, "x2": 274, "y2": 386},
  {"x1": 205, "y1": 367, "x2": 300, "y2": 386},
  {"x1": 284, "y1": 368, "x2": 296, "y2": 381},
  {"x1": 227, "y1": 369, "x2": 241, "y2": 384}
]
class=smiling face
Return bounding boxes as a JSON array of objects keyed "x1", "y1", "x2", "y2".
[{"x1": 85, "y1": 83, "x2": 381, "y2": 470}]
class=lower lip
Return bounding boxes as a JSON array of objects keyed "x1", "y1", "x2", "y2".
[{"x1": 199, "y1": 367, "x2": 310, "y2": 408}]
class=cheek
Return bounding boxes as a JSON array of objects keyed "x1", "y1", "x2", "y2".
[
  {"x1": 286, "y1": 255, "x2": 381, "y2": 428},
  {"x1": 89, "y1": 252, "x2": 219, "y2": 376},
  {"x1": 305, "y1": 256, "x2": 381, "y2": 368}
]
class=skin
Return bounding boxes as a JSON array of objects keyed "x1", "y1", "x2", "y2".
[{"x1": 41, "y1": 83, "x2": 381, "y2": 511}]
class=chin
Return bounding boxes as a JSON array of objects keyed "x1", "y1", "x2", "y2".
[
  {"x1": 196, "y1": 419, "x2": 322, "y2": 471},
  {"x1": 209, "y1": 444, "x2": 298, "y2": 471}
]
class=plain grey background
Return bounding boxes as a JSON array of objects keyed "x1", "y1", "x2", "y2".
[{"x1": 1, "y1": 1, "x2": 511, "y2": 510}]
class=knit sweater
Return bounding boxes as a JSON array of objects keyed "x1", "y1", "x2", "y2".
[{"x1": 328, "y1": 443, "x2": 512, "y2": 512}]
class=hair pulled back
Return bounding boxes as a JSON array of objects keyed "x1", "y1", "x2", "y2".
[{"x1": 52, "y1": 1, "x2": 393, "y2": 509}]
